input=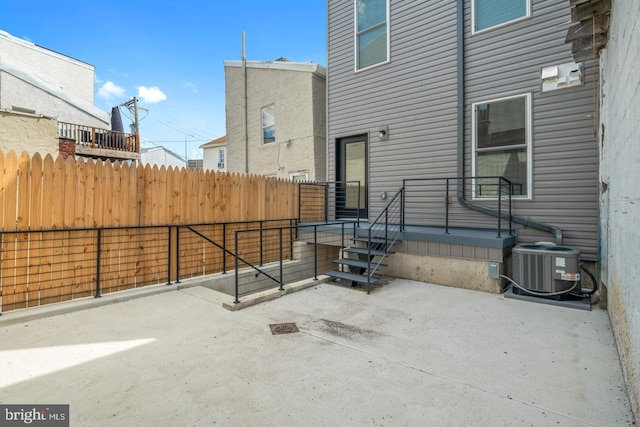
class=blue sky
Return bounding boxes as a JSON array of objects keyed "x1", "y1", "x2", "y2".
[{"x1": 0, "y1": 0, "x2": 326, "y2": 159}]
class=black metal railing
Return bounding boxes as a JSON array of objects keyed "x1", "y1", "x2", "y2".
[
  {"x1": 402, "y1": 176, "x2": 513, "y2": 237},
  {"x1": 0, "y1": 219, "x2": 300, "y2": 313},
  {"x1": 0, "y1": 225, "x2": 172, "y2": 312},
  {"x1": 176, "y1": 219, "x2": 296, "y2": 280},
  {"x1": 363, "y1": 188, "x2": 404, "y2": 293},
  {"x1": 298, "y1": 181, "x2": 363, "y2": 225},
  {"x1": 231, "y1": 221, "x2": 357, "y2": 303}
]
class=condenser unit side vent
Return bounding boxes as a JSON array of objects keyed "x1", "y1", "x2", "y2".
[{"x1": 512, "y1": 244, "x2": 580, "y2": 294}]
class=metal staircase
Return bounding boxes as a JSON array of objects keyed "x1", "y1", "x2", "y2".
[{"x1": 326, "y1": 188, "x2": 404, "y2": 293}]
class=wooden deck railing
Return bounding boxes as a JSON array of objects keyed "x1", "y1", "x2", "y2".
[{"x1": 58, "y1": 121, "x2": 139, "y2": 154}]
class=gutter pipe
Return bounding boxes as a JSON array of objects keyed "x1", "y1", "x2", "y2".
[{"x1": 455, "y1": 0, "x2": 563, "y2": 245}]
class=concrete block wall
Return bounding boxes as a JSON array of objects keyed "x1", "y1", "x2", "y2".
[{"x1": 599, "y1": 0, "x2": 640, "y2": 419}]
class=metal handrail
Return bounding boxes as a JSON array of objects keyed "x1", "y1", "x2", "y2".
[
  {"x1": 402, "y1": 176, "x2": 513, "y2": 237},
  {"x1": 298, "y1": 181, "x2": 363, "y2": 226},
  {"x1": 232, "y1": 221, "x2": 358, "y2": 303},
  {"x1": 365, "y1": 187, "x2": 404, "y2": 293}
]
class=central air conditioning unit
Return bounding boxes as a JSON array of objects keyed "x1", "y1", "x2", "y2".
[{"x1": 512, "y1": 244, "x2": 581, "y2": 294}]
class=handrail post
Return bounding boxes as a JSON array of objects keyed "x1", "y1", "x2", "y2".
[
  {"x1": 497, "y1": 178, "x2": 502, "y2": 238},
  {"x1": 95, "y1": 228, "x2": 102, "y2": 298},
  {"x1": 222, "y1": 223, "x2": 227, "y2": 274},
  {"x1": 509, "y1": 182, "x2": 513, "y2": 235},
  {"x1": 175, "y1": 226, "x2": 181, "y2": 283},
  {"x1": 401, "y1": 187, "x2": 405, "y2": 231},
  {"x1": 367, "y1": 226, "x2": 372, "y2": 294},
  {"x1": 445, "y1": 179, "x2": 450, "y2": 234},
  {"x1": 298, "y1": 183, "x2": 302, "y2": 223},
  {"x1": 279, "y1": 228, "x2": 284, "y2": 291},
  {"x1": 357, "y1": 183, "x2": 361, "y2": 227},
  {"x1": 259, "y1": 221, "x2": 264, "y2": 266},
  {"x1": 385, "y1": 208, "x2": 389, "y2": 244},
  {"x1": 234, "y1": 231, "x2": 240, "y2": 304},
  {"x1": 314, "y1": 225, "x2": 318, "y2": 280},
  {"x1": 166, "y1": 226, "x2": 172, "y2": 285},
  {"x1": 290, "y1": 219, "x2": 294, "y2": 260},
  {"x1": 325, "y1": 183, "x2": 329, "y2": 223}
]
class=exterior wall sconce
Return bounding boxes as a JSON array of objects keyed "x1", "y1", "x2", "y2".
[{"x1": 378, "y1": 126, "x2": 389, "y2": 140}]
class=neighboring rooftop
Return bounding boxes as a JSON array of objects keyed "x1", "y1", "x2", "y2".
[
  {"x1": 200, "y1": 135, "x2": 227, "y2": 149},
  {"x1": 223, "y1": 59, "x2": 326, "y2": 77}
]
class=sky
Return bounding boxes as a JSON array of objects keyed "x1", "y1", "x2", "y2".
[{"x1": 0, "y1": 0, "x2": 327, "y2": 160}]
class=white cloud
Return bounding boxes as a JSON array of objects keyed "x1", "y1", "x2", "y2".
[
  {"x1": 138, "y1": 86, "x2": 167, "y2": 104},
  {"x1": 98, "y1": 81, "x2": 125, "y2": 99},
  {"x1": 185, "y1": 82, "x2": 199, "y2": 93}
]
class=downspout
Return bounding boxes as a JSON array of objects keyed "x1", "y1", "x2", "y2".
[
  {"x1": 242, "y1": 32, "x2": 249, "y2": 173},
  {"x1": 455, "y1": 0, "x2": 563, "y2": 245}
]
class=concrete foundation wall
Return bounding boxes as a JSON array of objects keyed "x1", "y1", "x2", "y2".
[
  {"x1": 385, "y1": 253, "x2": 500, "y2": 293},
  {"x1": 0, "y1": 110, "x2": 58, "y2": 156},
  {"x1": 599, "y1": 0, "x2": 640, "y2": 419}
]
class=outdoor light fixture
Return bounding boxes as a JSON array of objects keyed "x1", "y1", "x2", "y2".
[{"x1": 378, "y1": 126, "x2": 389, "y2": 140}]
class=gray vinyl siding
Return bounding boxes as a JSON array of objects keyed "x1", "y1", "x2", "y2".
[
  {"x1": 327, "y1": 0, "x2": 599, "y2": 260},
  {"x1": 463, "y1": 0, "x2": 599, "y2": 259}
]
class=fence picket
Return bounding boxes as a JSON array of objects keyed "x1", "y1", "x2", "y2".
[{"x1": 0, "y1": 152, "x2": 301, "y2": 312}]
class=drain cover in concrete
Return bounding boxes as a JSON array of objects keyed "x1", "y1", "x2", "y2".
[{"x1": 269, "y1": 323, "x2": 299, "y2": 335}]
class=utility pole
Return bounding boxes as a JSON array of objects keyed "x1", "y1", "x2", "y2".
[{"x1": 123, "y1": 97, "x2": 140, "y2": 152}]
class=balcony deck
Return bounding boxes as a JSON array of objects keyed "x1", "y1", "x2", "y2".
[{"x1": 58, "y1": 121, "x2": 140, "y2": 161}]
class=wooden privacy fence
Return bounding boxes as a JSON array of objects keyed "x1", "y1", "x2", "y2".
[
  {"x1": 0, "y1": 151, "x2": 301, "y2": 312},
  {"x1": 0, "y1": 151, "x2": 298, "y2": 229}
]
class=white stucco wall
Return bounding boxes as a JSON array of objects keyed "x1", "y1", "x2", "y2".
[
  {"x1": 224, "y1": 61, "x2": 326, "y2": 181},
  {"x1": 202, "y1": 145, "x2": 226, "y2": 172},
  {"x1": 599, "y1": 0, "x2": 640, "y2": 418},
  {"x1": 0, "y1": 110, "x2": 58, "y2": 156},
  {"x1": 0, "y1": 30, "x2": 95, "y2": 103},
  {"x1": 0, "y1": 71, "x2": 107, "y2": 127},
  {"x1": 141, "y1": 147, "x2": 186, "y2": 169}
]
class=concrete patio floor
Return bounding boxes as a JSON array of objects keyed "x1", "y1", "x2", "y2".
[{"x1": 0, "y1": 278, "x2": 634, "y2": 426}]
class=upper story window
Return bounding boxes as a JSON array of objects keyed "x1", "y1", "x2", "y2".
[
  {"x1": 261, "y1": 105, "x2": 275, "y2": 144},
  {"x1": 355, "y1": 0, "x2": 389, "y2": 70},
  {"x1": 472, "y1": 0, "x2": 531, "y2": 33},
  {"x1": 472, "y1": 93, "x2": 532, "y2": 199}
]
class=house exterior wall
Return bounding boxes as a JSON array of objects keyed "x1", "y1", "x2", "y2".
[
  {"x1": 599, "y1": 0, "x2": 640, "y2": 418},
  {"x1": 140, "y1": 147, "x2": 186, "y2": 169},
  {"x1": 327, "y1": 0, "x2": 599, "y2": 260},
  {"x1": 0, "y1": 30, "x2": 95, "y2": 104},
  {"x1": 0, "y1": 71, "x2": 107, "y2": 128},
  {"x1": 202, "y1": 145, "x2": 226, "y2": 172},
  {"x1": 0, "y1": 109, "x2": 58, "y2": 156},
  {"x1": 225, "y1": 61, "x2": 326, "y2": 180}
]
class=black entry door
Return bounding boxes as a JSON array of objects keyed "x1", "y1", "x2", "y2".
[{"x1": 336, "y1": 135, "x2": 367, "y2": 219}]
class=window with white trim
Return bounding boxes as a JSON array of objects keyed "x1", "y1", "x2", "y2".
[
  {"x1": 261, "y1": 105, "x2": 275, "y2": 144},
  {"x1": 472, "y1": 0, "x2": 530, "y2": 33},
  {"x1": 472, "y1": 93, "x2": 531, "y2": 198},
  {"x1": 217, "y1": 148, "x2": 225, "y2": 169},
  {"x1": 355, "y1": 0, "x2": 389, "y2": 70},
  {"x1": 289, "y1": 171, "x2": 309, "y2": 183}
]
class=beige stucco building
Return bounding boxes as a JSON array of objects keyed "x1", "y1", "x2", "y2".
[{"x1": 224, "y1": 59, "x2": 326, "y2": 181}]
